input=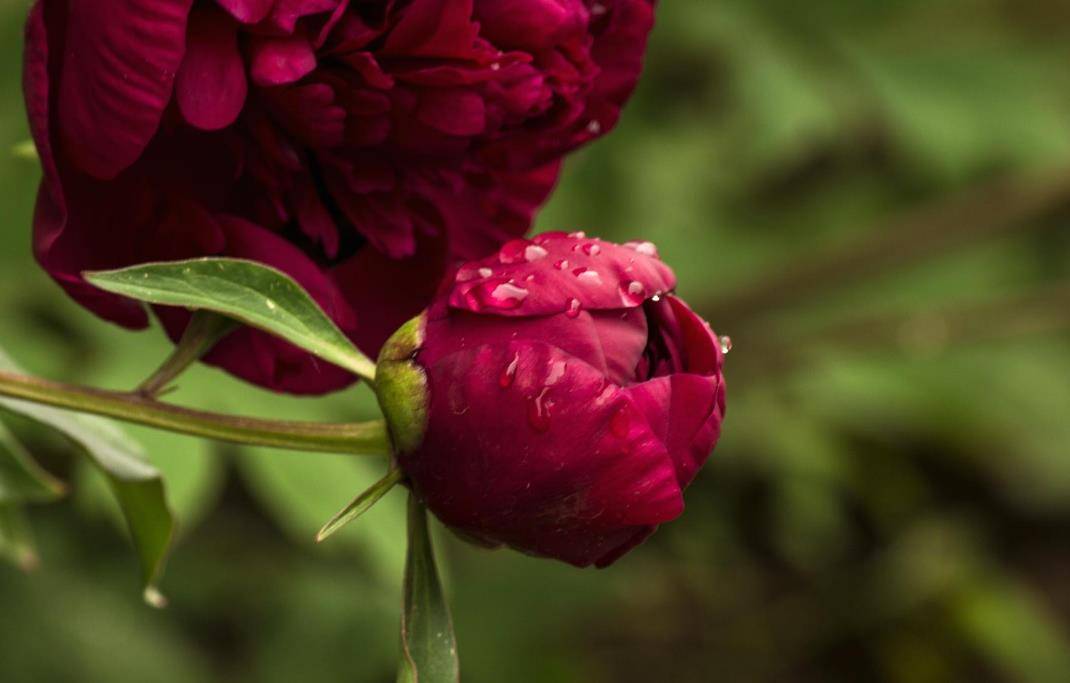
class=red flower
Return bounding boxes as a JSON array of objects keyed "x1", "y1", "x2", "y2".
[
  {"x1": 378, "y1": 232, "x2": 726, "y2": 567},
  {"x1": 24, "y1": 0, "x2": 657, "y2": 393}
]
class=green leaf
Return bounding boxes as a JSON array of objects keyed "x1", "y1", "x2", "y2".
[
  {"x1": 0, "y1": 420, "x2": 66, "y2": 504},
  {"x1": 317, "y1": 467, "x2": 403, "y2": 543},
  {"x1": 397, "y1": 495, "x2": 458, "y2": 683},
  {"x1": 84, "y1": 258, "x2": 376, "y2": 382},
  {"x1": 0, "y1": 504, "x2": 38, "y2": 571},
  {"x1": 0, "y1": 351, "x2": 174, "y2": 601}
]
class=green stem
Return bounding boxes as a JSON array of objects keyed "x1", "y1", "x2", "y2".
[
  {"x1": 0, "y1": 370, "x2": 388, "y2": 455},
  {"x1": 136, "y1": 312, "x2": 237, "y2": 398}
]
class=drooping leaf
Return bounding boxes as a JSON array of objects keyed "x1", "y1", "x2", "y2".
[
  {"x1": 84, "y1": 258, "x2": 376, "y2": 381},
  {"x1": 317, "y1": 467, "x2": 403, "y2": 543},
  {"x1": 397, "y1": 495, "x2": 458, "y2": 683},
  {"x1": 0, "y1": 350, "x2": 173, "y2": 602},
  {"x1": 0, "y1": 419, "x2": 66, "y2": 504}
]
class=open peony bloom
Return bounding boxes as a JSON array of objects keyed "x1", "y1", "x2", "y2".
[
  {"x1": 23, "y1": 0, "x2": 657, "y2": 393},
  {"x1": 377, "y1": 232, "x2": 726, "y2": 567}
]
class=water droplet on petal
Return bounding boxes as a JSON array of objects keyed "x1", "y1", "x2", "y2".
[
  {"x1": 624, "y1": 241, "x2": 659, "y2": 258},
  {"x1": 499, "y1": 353, "x2": 519, "y2": 388},
  {"x1": 565, "y1": 298, "x2": 582, "y2": 318},
  {"x1": 546, "y1": 360, "x2": 567, "y2": 386},
  {"x1": 719, "y1": 336, "x2": 733, "y2": 354},
  {"x1": 568, "y1": 231, "x2": 587, "y2": 239},
  {"x1": 524, "y1": 244, "x2": 548, "y2": 262},
  {"x1": 478, "y1": 267, "x2": 493, "y2": 278},
  {"x1": 554, "y1": 259, "x2": 569, "y2": 271},
  {"x1": 455, "y1": 267, "x2": 479, "y2": 283},
  {"x1": 650, "y1": 294, "x2": 662, "y2": 303},
  {"x1": 619, "y1": 280, "x2": 646, "y2": 306},
  {"x1": 499, "y1": 239, "x2": 534, "y2": 265},
  {"x1": 582, "y1": 243, "x2": 602, "y2": 256},
  {"x1": 576, "y1": 270, "x2": 603, "y2": 286},
  {"x1": 466, "y1": 279, "x2": 530, "y2": 311},
  {"x1": 586, "y1": 120, "x2": 603, "y2": 135},
  {"x1": 527, "y1": 388, "x2": 553, "y2": 432}
]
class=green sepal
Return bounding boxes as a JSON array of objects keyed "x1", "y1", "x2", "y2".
[{"x1": 375, "y1": 313, "x2": 429, "y2": 455}]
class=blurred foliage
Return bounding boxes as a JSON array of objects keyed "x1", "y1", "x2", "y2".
[{"x1": 1, "y1": 0, "x2": 1070, "y2": 681}]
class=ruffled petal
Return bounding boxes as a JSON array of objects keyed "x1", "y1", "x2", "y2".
[
  {"x1": 176, "y1": 6, "x2": 248, "y2": 131},
  {"x1": 57, "y1": 0, "x2": 194, "y2": 179},
  {"x1": 402, "y1": 340, "x2": 683, "y2": 567}
]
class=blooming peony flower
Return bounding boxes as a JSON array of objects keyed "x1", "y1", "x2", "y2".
[
  {"x1": 24, "y1": 0, "x2": 657, "y2": 393},
  {"x1": 376, "y1": 232, "x2": 726, "y2": 567}
]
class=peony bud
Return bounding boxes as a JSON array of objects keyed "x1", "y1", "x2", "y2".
[{"x1": 376, "y1": 232, "x2": 726, "y2": 567}]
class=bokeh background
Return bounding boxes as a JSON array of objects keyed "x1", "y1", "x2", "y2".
[{"x1": 3, "y1": 0, "x2": 1070, "y2": 681}]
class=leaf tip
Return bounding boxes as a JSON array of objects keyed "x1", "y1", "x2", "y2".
[{"x1": 143, "y1": 586, "x2": 168, "y2": 609}]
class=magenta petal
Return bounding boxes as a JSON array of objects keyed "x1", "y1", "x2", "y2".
[
  {"x1": 176, "y1": 6, "x2": 248, "y2": 131},
  {"x1": 248, "y1": 33, "x2": 318, "y2": 87},
  {"x1": 474, "y1": 0, "x2": 587, "y2": 50},
  {"x1": 382, "y1": 0, "x2": 482, "y2": 60},
  {"x1": 627, "y1": 374, "x2": 724, "y2": 488},
  {"x1": 57, "y1": 0, "x2": 194, "y2": 179},
  {"x1": 401, "y1": 341, "x2": 683, "y2": 567},
  {"x1": 215, "y1": 0, "x2": 275, "y2": 23}
]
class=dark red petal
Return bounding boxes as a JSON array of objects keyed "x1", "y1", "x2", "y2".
[
  {"x1": 248, "y1": 33, "x2": 317, "y2": 87},
  {"x1": 473, "y1": 0, "x2": 587, "y2": 50},
  {"x1": 382, "y1": 0, "x2": 482, "y2": 60},
  {"x1": 627, "y1": 374, "x2": 725, "y2": 488},
  {"x1": 416, "y1": 89, "x2": 487, "y2": 137},
  {"x1": 57, "y1": 0, "x2": 194, "y2": 179},
  {"x1": 214, "y1": 0, "x2": 274, "y2": 24},
  {"x1": 176, "y1": 6, "x2": 248, "y2": 131},
  {"x1": 447, "y1": 231, "x2": 675, "y2": 318},
  {"x1": 402, "y1": 340, "x2": 683, "y2": 567},
  {"x1": 330, "y1": 232, "x2": 449, "y2": 356}
]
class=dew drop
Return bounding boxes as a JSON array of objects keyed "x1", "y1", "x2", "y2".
[
  {"x1": 650, "y1": 294, "x2": 662, "y2": 303},
  {"x1": 719, "y1": 335, "x2": 733, "y2": 354},
  {"x1": 586, "y1": 120, "x2": 603, "y2": 135},
  {"x1": 527, "y1": 388, "x2": 553, "y2": 433},
  {"x1": 524, "y1": 244, "x2": 549, "y2": 262},
  {"x1": 619, "y1": 280, "x2": 646, "y2": 306},
  {"x1": 455, "y1": 267, "x2": 479, "y2": 283},
  {"x1": 466, "y1": 279, "x2": 529, "y2": 311},
  {"x1": 499, "y1": 239, "x2": 535, "y2": 265},
  {"x1": 624, "y1": 241, "x2": 659, "y2": 258},
  {"x1": 554, "y1": 259, "x2": 570, "y2": 271},
  {"x1": 546, "y1": 360, "x2": 567, "y2": 386},
  {"x1": 582, "y1": 243, "x2": 602, "y2": 256},
  {"x1": 499, "y1": 353, "x2": 519, "y2": 388},
  {"x1": 565, "y1": 298, "x2": 582, "y2": 318},
  {"x1": 265, "y1": 299, "x2": 278, "y2": 311},
  {"x1": 576, "y1": 269, "x2": 603, "y2": 286},
  {"x1": 568, "y1": 231, "x2": 587, "y2": 239}
]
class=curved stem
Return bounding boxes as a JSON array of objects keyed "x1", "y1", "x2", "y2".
[
  {"x1": 136, "y1": 312, "x2": 237, "y2": 398},
  {"x1": 0, "y1": 370, "x2": 389, "y2": 455}
]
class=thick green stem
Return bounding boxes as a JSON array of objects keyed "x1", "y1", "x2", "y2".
[
  {"x1": 0, "y1": 370, "x2": 388, "y2": 455},
  {"x1": 136, "y1": 312, "x2": 237, "y2": 398}
]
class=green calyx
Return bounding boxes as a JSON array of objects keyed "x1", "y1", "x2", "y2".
[{"x1": 375, "y1": 313, "x2": 430, "y2": 455}]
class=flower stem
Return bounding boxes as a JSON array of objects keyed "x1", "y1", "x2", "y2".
[
  {"x1": 136, "y1": 312, "x2": 237, "y2": 398},
  {"x1": 0, "y1": 370, "x2": 388, "y2": 455}
]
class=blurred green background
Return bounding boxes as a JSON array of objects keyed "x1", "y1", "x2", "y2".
[{"x1": 3, "y1": 0, "x2": 1070, "y2": 681}]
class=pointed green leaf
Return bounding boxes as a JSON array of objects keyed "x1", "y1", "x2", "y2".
[
  {"x1": 317, "y1": 467, "x2": 403, "y2": 543},
  {"x1": 0, "y1": 420, "x2": 66, "y2": 504},
  {"x1": 397, "y1": 495, "x2": 459, "y2": 683},
  {"x1": 84, "y1": 258, "x2": 376, "y2": 382},
  {"x1": 0, "y1": 351, "x2": 173, "y2": 600},
  {"x1": 0, "y1": 505, "x2": 38, "y2": 571}
]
